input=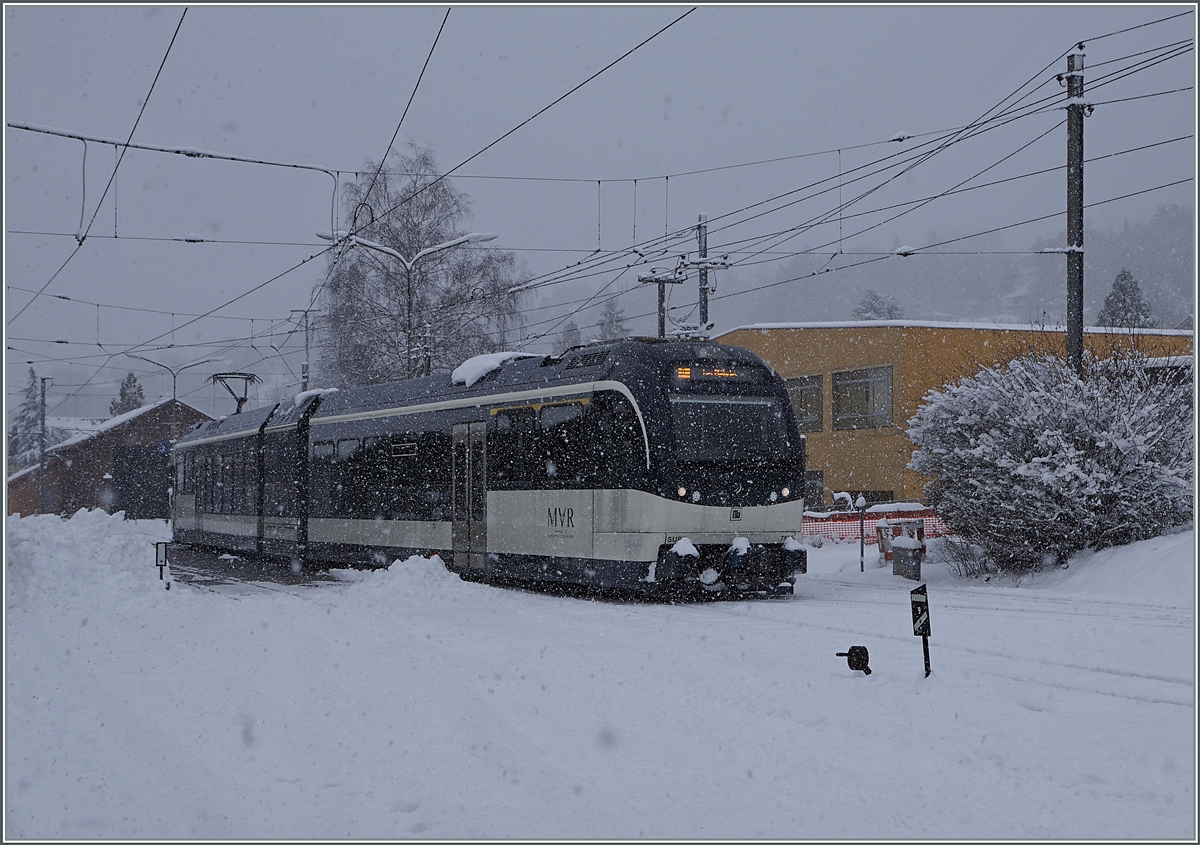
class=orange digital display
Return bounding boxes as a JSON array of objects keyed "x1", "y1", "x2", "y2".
[{"x1": 673, "y1": 363, "x2": 762, "y2": 384}]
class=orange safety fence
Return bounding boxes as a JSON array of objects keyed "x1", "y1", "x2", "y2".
[{"x1": 802, "y1": 507, "x2": 950, "y2": 544}]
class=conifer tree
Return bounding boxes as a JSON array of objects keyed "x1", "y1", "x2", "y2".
[
  {"x1": 8, "y1": 368, "x2": 44, "y2": 470},
  {"x1": 596, "y1": 299, "x2": 628, "y2": 342},
  {"x1": 110, "y1": 372, "x2": 145, "y2": 417},
  {"x1": 1096, "y1": 269, "x2": 1156, "y2": 328},
  {"x1": 7, "y1": 368, "x2": 66, "y2": 471}
]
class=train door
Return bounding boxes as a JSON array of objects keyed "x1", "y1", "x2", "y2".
[{"x1": 452, "y1": 422, "x2": 488, "y2": 573}]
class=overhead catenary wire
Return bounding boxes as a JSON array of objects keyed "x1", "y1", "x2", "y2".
[
  {"x1": 19, "y1": 15, "x2": 1191, "y2": 411},
  {"x1": 7, "y1": 8, "x2": 188, "y2": 327},
  {"x1": 359, "y1": 7, "x2": 451, "y2": 211},
  {"x1": 512, "y1": 172, "x2": 1194, "y2": 344}
]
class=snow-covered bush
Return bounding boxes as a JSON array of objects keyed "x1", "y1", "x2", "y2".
[{"x1": 908, "y1": 351, "x2": 1193, "y2": 573}]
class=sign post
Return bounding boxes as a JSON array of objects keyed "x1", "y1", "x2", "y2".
[
  {"x1": 856, "y1": 495, "x2": 867, "y2": 572},
  {"x1": 910, "y1": 583, "x2": 931, "y2": 677},
  {"x1": 155, "y1": 542, "x2": 171, "y2": 590}
]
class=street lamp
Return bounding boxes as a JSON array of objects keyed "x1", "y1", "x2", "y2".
[
  {"x1": 126, "y1": 354, "x2": 222, "y2": 401},
  {"x1": 318, "y1": 229, "x2": 498, "y2": 377}
]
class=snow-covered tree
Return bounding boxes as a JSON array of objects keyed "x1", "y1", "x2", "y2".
[
  {"x1": 1096, "y1": 268, "x2": 1156, "y2": 329},
  {"x1": 315, "y1": 143, "x2": 526, "y2": 387},
  {"x1": 7, "y1": 368, "x2": 67, "y2": 472},
  {"x1": 557, "y1": 321, "x2": 582, "y2": 354},
  {"x1": 909, "y1": 351, "x2": 1192, "y2": 573},
  {"x1": 853, "y1": 289, "x2": 904, "y2": 320},
  {"x1": 595, "y1": 299, "x2": 628, "y2": 342},
  {"x1": 109, "y1": 372, "x2": 145, "y2": 417}
]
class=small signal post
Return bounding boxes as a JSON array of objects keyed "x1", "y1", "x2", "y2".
[{"x1": 910, "y1": 583, "x2": 931, "y2": 677}]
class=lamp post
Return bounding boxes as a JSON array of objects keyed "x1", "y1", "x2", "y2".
[
  {"x1": 126, "y1": 354, "x2": 222, "y2": 401},
  {"x1": 319, "y1": 229, "x2": 498, "y2": 378}
]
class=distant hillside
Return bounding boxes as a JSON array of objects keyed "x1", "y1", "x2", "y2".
[{"x1": 720, "y1": 203, "x2": 1193, "y2": 330}]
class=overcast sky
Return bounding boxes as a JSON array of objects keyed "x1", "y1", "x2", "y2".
[{"x1": 5, "y1": 4, "x2": 1195, "y2": 420}]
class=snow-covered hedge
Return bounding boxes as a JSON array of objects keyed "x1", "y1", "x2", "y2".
[{"x1": 908, "y1": 351, "x2": 1193, "y2": 572}]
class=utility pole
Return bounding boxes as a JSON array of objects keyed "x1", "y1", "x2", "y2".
[
  {"x1": 697, "y1": 214, "x2": 709, "y2": 327},
  {"x1": 422, "y1": 321, "x2": 433, "y2": 376},
  {"x1": 638, "y1": 263, "x2": 687, "y2": 338},
  {"x1": 37, "y1": 376, "x2": 51, "y2": 515},
  {"x1": 1065, "y1": 47, "x2": 1086, "y2": 376},
  {"x1": 291, "y1": 309, "x2": 316, "y2": 390},
  {"x1": 680, "y1": 219, "x2": 729, "y2": 336}
]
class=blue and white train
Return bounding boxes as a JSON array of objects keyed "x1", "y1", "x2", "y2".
[{"x1": 170, "y1": 338, "x2": 807, "y2": 598}]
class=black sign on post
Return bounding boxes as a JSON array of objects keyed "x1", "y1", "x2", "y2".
[
  {"x1": 910, "y1": 583, "x2": 931, "y2": 677},
  {"x1": 155, "y1": 542, "x2": 171, "y2": 590}
]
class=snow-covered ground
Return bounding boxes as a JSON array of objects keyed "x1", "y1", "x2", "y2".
[{"x1": 5, "y1": 510, "x2": 1195, "y2": 839}]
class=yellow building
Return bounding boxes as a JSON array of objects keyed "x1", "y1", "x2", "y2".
[{"x1": 717, "y1": 321, "x2": 1194, "y2": 508}]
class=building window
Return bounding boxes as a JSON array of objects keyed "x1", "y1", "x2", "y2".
[
  {"x1": 832, "y1": 366, "x2": 892, "y2": 430},
  {"x1": 786, "y1": 375, "x2": 823, "y2": 432},
  {"x1": 804, "y1": 470, "x2": 825, "y2": 509}
]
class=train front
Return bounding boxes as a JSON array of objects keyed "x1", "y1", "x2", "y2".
[{"x1": 627, "y1": 344, "x2": 807, "y2": 598}]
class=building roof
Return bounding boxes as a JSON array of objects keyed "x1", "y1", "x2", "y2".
[
  {"x1": 7, "y1": 464, "x2": 38, "y2": 484},
  {"x1": 715, "y1": 320, "x2": 1195, "y2": 338},
  {"x1": 46, "y1": 398, "x2": 210, "y2": 454},
  {"x1": 47, "y1": 416, "x2": 108, "y2": 438}
]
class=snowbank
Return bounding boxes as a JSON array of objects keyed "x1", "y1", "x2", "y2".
[{"x1": 6, "y1": 510, "x2": 172, "y2": 611}]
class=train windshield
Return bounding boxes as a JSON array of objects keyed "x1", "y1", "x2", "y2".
[{"x1": 669, "y1": 394, "x2": 791, "y2": 463}]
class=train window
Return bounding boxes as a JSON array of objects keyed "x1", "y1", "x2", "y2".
[
  {"x1": 453, "y1": 441, "x2": 468, "y2": 521},
  {"x1": 670, "y1": 395, "x2": 791, "y2": 464},
  {"x1": 262, "y1": 432, "x2": 297, "y2": 518},
  {"x1": 541, "y1": 402, "x2": 586, "y2": 483},
  {"x1": 337, "y1": 439, "x2": 360, "y2": 462},
  {"x1": 313, "y1": 441, "x2": 335, "y2": 461},
  {"x1": 225, "y1": 458, "x2": 235, "y2": 514},
  {"x1": 590, "y1": 392, "x2": 643, "y2": 486},
  {"x1": 230, "y1": 456, "x2": 241, "y2": 514},
  {"x1": 470, "y1": 440, "x2": 485, "y2": 522},
  {"x1": 244, "y1": 453, "x2": 256, "y2": 514},
  {"x1": 489, "y1": 407, "x2": 537, "y2": 488}
]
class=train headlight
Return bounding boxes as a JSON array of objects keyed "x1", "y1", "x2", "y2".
[
  {"x1": 691, "y1": 490, "x2": 701, "y2": 503},
  {"x1": 769, "y1": 491, "x2": 778, "y2": 502},
  {"x1": 678, "y1": 487, "x2": 687, "y2": 498},
  {"x1": 781, "y1": 487, "x2": 790, "y2": 498}
]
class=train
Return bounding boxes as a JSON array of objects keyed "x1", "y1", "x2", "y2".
[{"x1": 169, "y1": 337, "x2": 808, "y2": 598}]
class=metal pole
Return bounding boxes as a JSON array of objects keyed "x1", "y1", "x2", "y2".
[
  {"x1": 657, "y1": 281, "x2": 666, "y2": 338},
  {"x1": 37, "y1": 376, "x2": 51, "y2": 515},
  {"x1": 1066, "y1": 49, "x2": 1086, "y2": 376},
  {"x1": 859, "y1": 507, "x2": 865, "y2": 572},
  {"x1": 857, "y1": 495, "x2": 867, "y2": 572},
  {"x1": 405, "y1": 264, "x2": 414, "y2": 379},
  {"x1": 302, "y1": 310, "x2": 311, "y2": 390},
  {"x1": 698, "y1": 214, "x2": 709, "y2": 327},
  {"x1": 423, "y1": 321, "x2": 433, "y2": 376}
]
